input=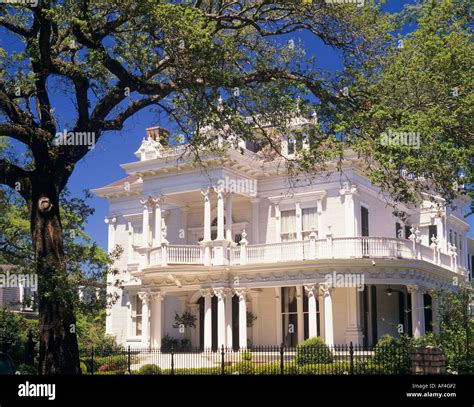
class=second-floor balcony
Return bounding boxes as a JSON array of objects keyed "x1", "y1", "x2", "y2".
[{"x1": 133, "y1": 235, "x2": 466, "y2": 276}]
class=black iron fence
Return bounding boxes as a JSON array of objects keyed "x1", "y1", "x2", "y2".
[{"x1": 81, "y1": 343, "x2": 414, "y2": 375}]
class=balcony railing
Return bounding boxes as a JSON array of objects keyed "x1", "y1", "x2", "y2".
[{"x1": 141, "y1": 236, "x2": 462, "y2": 275}]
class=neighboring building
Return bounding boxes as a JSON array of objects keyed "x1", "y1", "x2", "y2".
[
  {"x1": 92, "y1": 123, "x2": 471, "y2": 350},
  {"x1": 0, "y1": 265, "x2": 38, "y2": 314},
  {"x1": 468, "y1": 238, "x2": 474, "y2": 281}
]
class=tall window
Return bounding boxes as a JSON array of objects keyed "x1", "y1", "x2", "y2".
[
  {"x1": 396, "y1": 222, "x2": 402, "y2": 239},
  {"x1": 281, "y1": 210, "x2": 296, "y2": 241},
  {"x1": 302, "y1": 207, "x2": 317, "y2": 239},
  {"x1": 449, "y1": 229, "x2": 453, "y2": 245},
  {"x1": 361, "y1": 207, "x2": 369, "y2": 237},
  {"x1": 133, "y1": 296, "x2": 142, "y2": 336}
]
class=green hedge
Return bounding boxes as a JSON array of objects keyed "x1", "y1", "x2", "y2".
[
  {"x1": 295, "y1": 337, "x2": 333, "y2": 365},
  {"x1": 138, "y1": 364, "x2": 161, "y2": 375},
  {"x1": 81, "y1": 355, "x2": 138, "y2": 373},
  {"x1": 161, "y1": 367, "x2": 221, "y2": 375}
]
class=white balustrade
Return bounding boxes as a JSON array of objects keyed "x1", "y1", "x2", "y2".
[
  {"x1": 136, "y1": 236, "x2": 461, "y2": 273},
  {"x1": 166, "y1": 245, "x2": 202, "y2": 264}
]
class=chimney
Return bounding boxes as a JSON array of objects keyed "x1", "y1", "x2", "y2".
[{"x1": 146, "y1": 126, "x2": 169, "y2": 146}]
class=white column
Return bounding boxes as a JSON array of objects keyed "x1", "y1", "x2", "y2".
[
  {"x1": 435, "y1": 215, "x2": 445, "y2": 253},
  {"x1": 408, "y1": 285, "x2": 426, "y2": 338},
  {"x1": 104, "y1": 216, "x2": 117, "y2": 253},
  {"x1": 275, "y1": 287, "x2": 283, "y2": 345},
  {"x1": 127, "y1": 221, "x2": 133, "y2": 263},
  {"x1": 214, "y1": 288, "x2": 226, "y2": 349},
  {"x1": 126, "y1": 298, "x2": 132, "y2": 338},
  {"x1": 201, "y1": 188, "x2": 212, "y2": 266},
  {"x1": 150, "y1": 291, "x2": 164, "y2": 348},
  {"x1": 305, "y1": 285, "x2": 318, "y2": 338},
  {"x1": 225, "y1": 289, "x2": 233, "y2": 348},
  {"x1": 104, "y1": 216, "x2": 117, "y2": 334},
  {"x1": 202, "y1": 188, "x2": 211, "y2": 241},
  {"x1": 201, "y1": 289, "x2": 213, "y2": 349},
  {"x1": 345, "y1": 287, "x2": 364, "y2": 345},
  {"x1": 181, "y1": 207, "x2": 189, "y2": 244},
  {"x1": 138, "y1": 292, "x2": 151, "y2": 348},
  {"x1": 339, "y1": 185, "x2": 357, "y2": 237},
  {"x1": 215, "y1": 188, "x2": 225, "y2": 241},
  {"x1": 321, "y1": 284, "x2": 334, "y2": 346},
  {"x1": 250, "y1": 198, "x2": 260, "y2": 244},
  {"x1": 152, "y1": 197, "x2": 162, "y2": 247},
  {"x1": 316, "y1": 198, "x2": 323, "y2": 238},
  {"x1": 274, "y1": 203, "x2": 281, "y2": 243},
  {"x1": 295, "y1": 202, "x2": 302, "y2": 240},
  {"x1": 225, "y1": 193, "x2": 233, "y2": 242},
  {"x1": 236, "y1": 288, "x2": 248, "y2": 349},
  {"x1": 296, "y1": 286, "x2": 304, "y2": 343},
  {"x1": 140, "y1": 199, "x2": 150, "y2": 246}
]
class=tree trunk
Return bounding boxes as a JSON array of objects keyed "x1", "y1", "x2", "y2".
[{"x1": 31, "y1": 180, "x2": 80, "y2": 374}]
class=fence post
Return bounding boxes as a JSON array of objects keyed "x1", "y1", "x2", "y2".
[
  {"x1": 171, "y1": 345, "x2": 175, "y2": 375},
  {"x1": 127, "y1": 346, "x2": 131, "y2": 374},
  {"x1": 91, "y1": 346, "x2": 94, "y2": 376},
  {"x1": 349, "y1": 342, "x2": 354, "y2": 375},
  {"x1": 279, "y1": 343, "x2": 284, "y2": 375},
  {"x1": 221, "y1": 345, "x2": 225, "y2": 375}
]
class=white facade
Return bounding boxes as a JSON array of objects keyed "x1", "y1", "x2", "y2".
[{"x1": 92, "y1": 125, "x2": 471, "y2": 349}]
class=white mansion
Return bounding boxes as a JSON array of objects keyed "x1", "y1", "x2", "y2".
[{"x1": 92, "y1": 124, "x2": 472, "y2": 350}]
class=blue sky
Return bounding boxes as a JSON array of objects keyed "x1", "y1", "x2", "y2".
[{"x1": 1, "y1": 1, "x2": 472, "y2": 250}]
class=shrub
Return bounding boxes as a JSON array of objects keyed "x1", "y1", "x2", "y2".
[
  {"x1": 297, "y1": 362, "x2": 351, "y2": 375},
  {"x1": 295, "y1": 337, "x2": 333, "y2": 365},
  {"x1": 161, "y1": 335, "x2": 192, "y2": 352},
  {"x1": 95, "y1": 370, "x2": 126, "y2": 375},
  {"x1": 84, "y1": 354, "x2": 132, "y2": 373},
  {"x1": 162, "y1": 367, "x2": 221, "y2": 375},
  {"x1": 16, "y1": 364, "x2": 37, "y2": 375},
  {"x1": 138, "y1": 364, "x2": 161, "y2": 375},
  {"x1": 254, "y1": 363, "x2": 280, "y2": 375},
  {"x1": 240, "y1": 350, "x2": 252, "y2": 361},
  {"x1": 374, "y1": 335, "x2": 411, "y2": 374},
  {"x1": 226, "y1": 361, "x2": 254, "y2": 375},
  {"x1": 283, "y1": 364, "x2": 299, "y2": 375},
  {"x1": 80, "y1": 361, "x2": 88, "y2": 374}
]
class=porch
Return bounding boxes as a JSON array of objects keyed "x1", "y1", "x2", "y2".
[{"x1": 125, "y1": 284, "x2": 435, "y2": 350}]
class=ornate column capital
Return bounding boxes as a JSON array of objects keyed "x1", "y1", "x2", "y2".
[
  {"x1": 234, "y1": 288, "x2": 249, "y2": 301},
  {"x1": 151, "y1": 195, "x2": 164, "y2": 206},
  {"x1": 150, "y1": 291, "x2": 165, "y2": 301},
  {"x1": 213, "y1": 287, "x2": 226, "y2": 299},
  {"x1": 339, "y1": 183, "x2": 358, "y2": 196},
  {"x1": 200, "y1": 288, "x2": 214, "y2": 298},
  {"x1": 201, "y1": 187, "x2": 211, "y2": 200},
  {"x1": 140, "y1": 196, "x2": 154, "y2": 208},
  {"x1": 304, "y1": 284, "x2": 318, "y2": 298},
  {"x1": 138, "y1": 291, "x2": 153, "y2": 302},
  {"x1": 319, "y1": 283, "x2": 333, "y2": 296}
]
